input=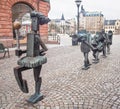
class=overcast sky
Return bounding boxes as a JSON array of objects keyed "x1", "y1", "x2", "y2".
[{"x1": 48, "y1": 0, "x2": 120, "y2": 20}]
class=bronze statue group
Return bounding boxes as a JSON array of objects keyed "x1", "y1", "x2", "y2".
[
  {"x1": 12, "y1": 10, "x2": 113, "y2": 104},
  {"x1": 78, "y1": 29, "x2": 113, "y2": 70}
]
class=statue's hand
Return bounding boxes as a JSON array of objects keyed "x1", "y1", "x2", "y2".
[
  {"x1": 40, "y1": 53, "x2": 46, "y2": 56},
  {"x1": 39, "y1": 49, "x2": 46, "y2": 56},
  {"x1": 15, "y1": 49, "x2": 23, "y2": 57},
  {"x1": 92, "y1": 47, "x2": 98, "y2": 51}
]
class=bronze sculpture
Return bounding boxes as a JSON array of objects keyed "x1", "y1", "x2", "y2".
[
  {"x1": 101, "y1": 29, "x2": 107, "y2": 58},
  {"x1": 77, "y1": 31, "x2": 91, "y2": 70},
  {"x1": 91, "y1": 33, "x2": 100, "y2": 63},
  {"x1": 107, "y1": 30, "x2": 113, "y2": 54},
  {"x1": 91, "y1": 32, "x2": 106, "y2": 63},
  {"x1": 13, "y1": 11, "x2": 50, "y2": 104}
]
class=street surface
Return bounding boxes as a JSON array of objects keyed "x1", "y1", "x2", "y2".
[{"x1": 0, "y1": 35, "x2": 120, "y2": 109}]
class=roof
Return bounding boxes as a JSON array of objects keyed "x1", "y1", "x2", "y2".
[
  {"x1": 80, "y1": 5, "x2": 104, "y2": 17},
  {"x1": 85, "y1": 11, "x2": 103, "y2": 17},
  {"x1": 104, "y1": 20, "x2": 116, "y2": 25}
]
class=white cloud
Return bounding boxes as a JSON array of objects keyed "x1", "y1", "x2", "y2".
[{"x1": 48, "y1": 0, "x2": 120, "y2": 20}]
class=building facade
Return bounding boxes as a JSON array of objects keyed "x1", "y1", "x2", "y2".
[
  {"x1": 104, "y1": 19, "x2": 120, "y2": 34},
  {"x1": 115, "y1": 20, "x2": 120, "y2": 34},
  {"x1": 80, "y1": 6, "x2": 104, "y2": 33},
  {"x1": 48, "y1": 14, "x2": 76, "y2": 35},
  {"x1": 104, "y1": 20, "x2": 116, "y2": 34},
  {"x1": 0, "y1": 0, "x2": 50, "y2": 47}
]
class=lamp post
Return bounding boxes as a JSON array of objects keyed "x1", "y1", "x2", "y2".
[{"x1": 75, "y1": 0, "x2": 81, "y2": 33}]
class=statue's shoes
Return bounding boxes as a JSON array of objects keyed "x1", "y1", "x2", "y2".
[
  {"x1": 92, "y1": 58, "x2": 99, "y2": 61},
  {"x1": 27, "y1": 93, "x2": 43, "y2": 104},
  {"x1": 102, "y1": 55, "x2": 107, "y2": 58},
  {"x1": 92, "y1": 59, "x2": 96, "y2": 61},
  {"x1": 88, "y1": 63, "x2": 92, "y2": 66},
  {"x1": 92, "y1": 60, "x2": 99, "y2": 64},
  {"x1": 82, "y1": 66, "x2": 90, "y2": 70}
]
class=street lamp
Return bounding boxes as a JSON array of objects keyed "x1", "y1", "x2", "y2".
[{"x1": 75, "y1": 0, "x2": 82, "y2": 33}]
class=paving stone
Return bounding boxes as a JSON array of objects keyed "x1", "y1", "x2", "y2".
[{"x1": 0, "y1": 35, "x2": 120, "y2": 109}]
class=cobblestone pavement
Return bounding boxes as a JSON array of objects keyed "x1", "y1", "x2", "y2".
[{"x1": 0, "y1": 35, "x2": 120, "y2": 109}]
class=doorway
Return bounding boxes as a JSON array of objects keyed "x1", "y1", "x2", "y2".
[{"x1": 12, "y1": 2, "x2": 33, "y2": 45}]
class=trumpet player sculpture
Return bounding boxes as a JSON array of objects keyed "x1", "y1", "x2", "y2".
[{"x1": 13, "y1": 11, "x2": 50, "y2": 104}]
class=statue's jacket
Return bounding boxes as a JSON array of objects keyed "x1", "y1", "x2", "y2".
[{"x1": 80, "y1": 33, "x2": 91, "y2": 53}]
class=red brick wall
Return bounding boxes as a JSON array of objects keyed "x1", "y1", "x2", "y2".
[
  {"x1": 39, "y1": 0, "x2": 50, "y2": 42},
  {"x1": 0, "y1": 0, "x2": 50, "y2": 46}
]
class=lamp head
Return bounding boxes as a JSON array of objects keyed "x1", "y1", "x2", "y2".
[{"x1": 75, "y1": 0, "x2": 82, "y2": 7}]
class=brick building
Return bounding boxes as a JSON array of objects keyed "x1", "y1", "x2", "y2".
[{"x1": 0, "y1": 0, "x2": 50, "y2": 47}]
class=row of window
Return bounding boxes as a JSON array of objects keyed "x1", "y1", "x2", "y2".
[{"x1": 105, "y1": 26, "x2": 115, "y2": 29}]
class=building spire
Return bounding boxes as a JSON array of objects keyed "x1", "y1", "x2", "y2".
[
  {"x1": 61, "y1": 13, "x2": 65, "y2": 20},
  {"x1": 80, "y1": 5, "x2": 86, "y2": 16}
]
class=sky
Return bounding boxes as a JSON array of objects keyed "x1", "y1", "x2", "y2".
[{"x1": 48, "y1": 0, "x2": 120, "y2": 20}]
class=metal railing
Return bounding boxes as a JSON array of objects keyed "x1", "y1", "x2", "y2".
[{"x1": 48, "y1": 35, "x2": 60, "y2": 44}]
